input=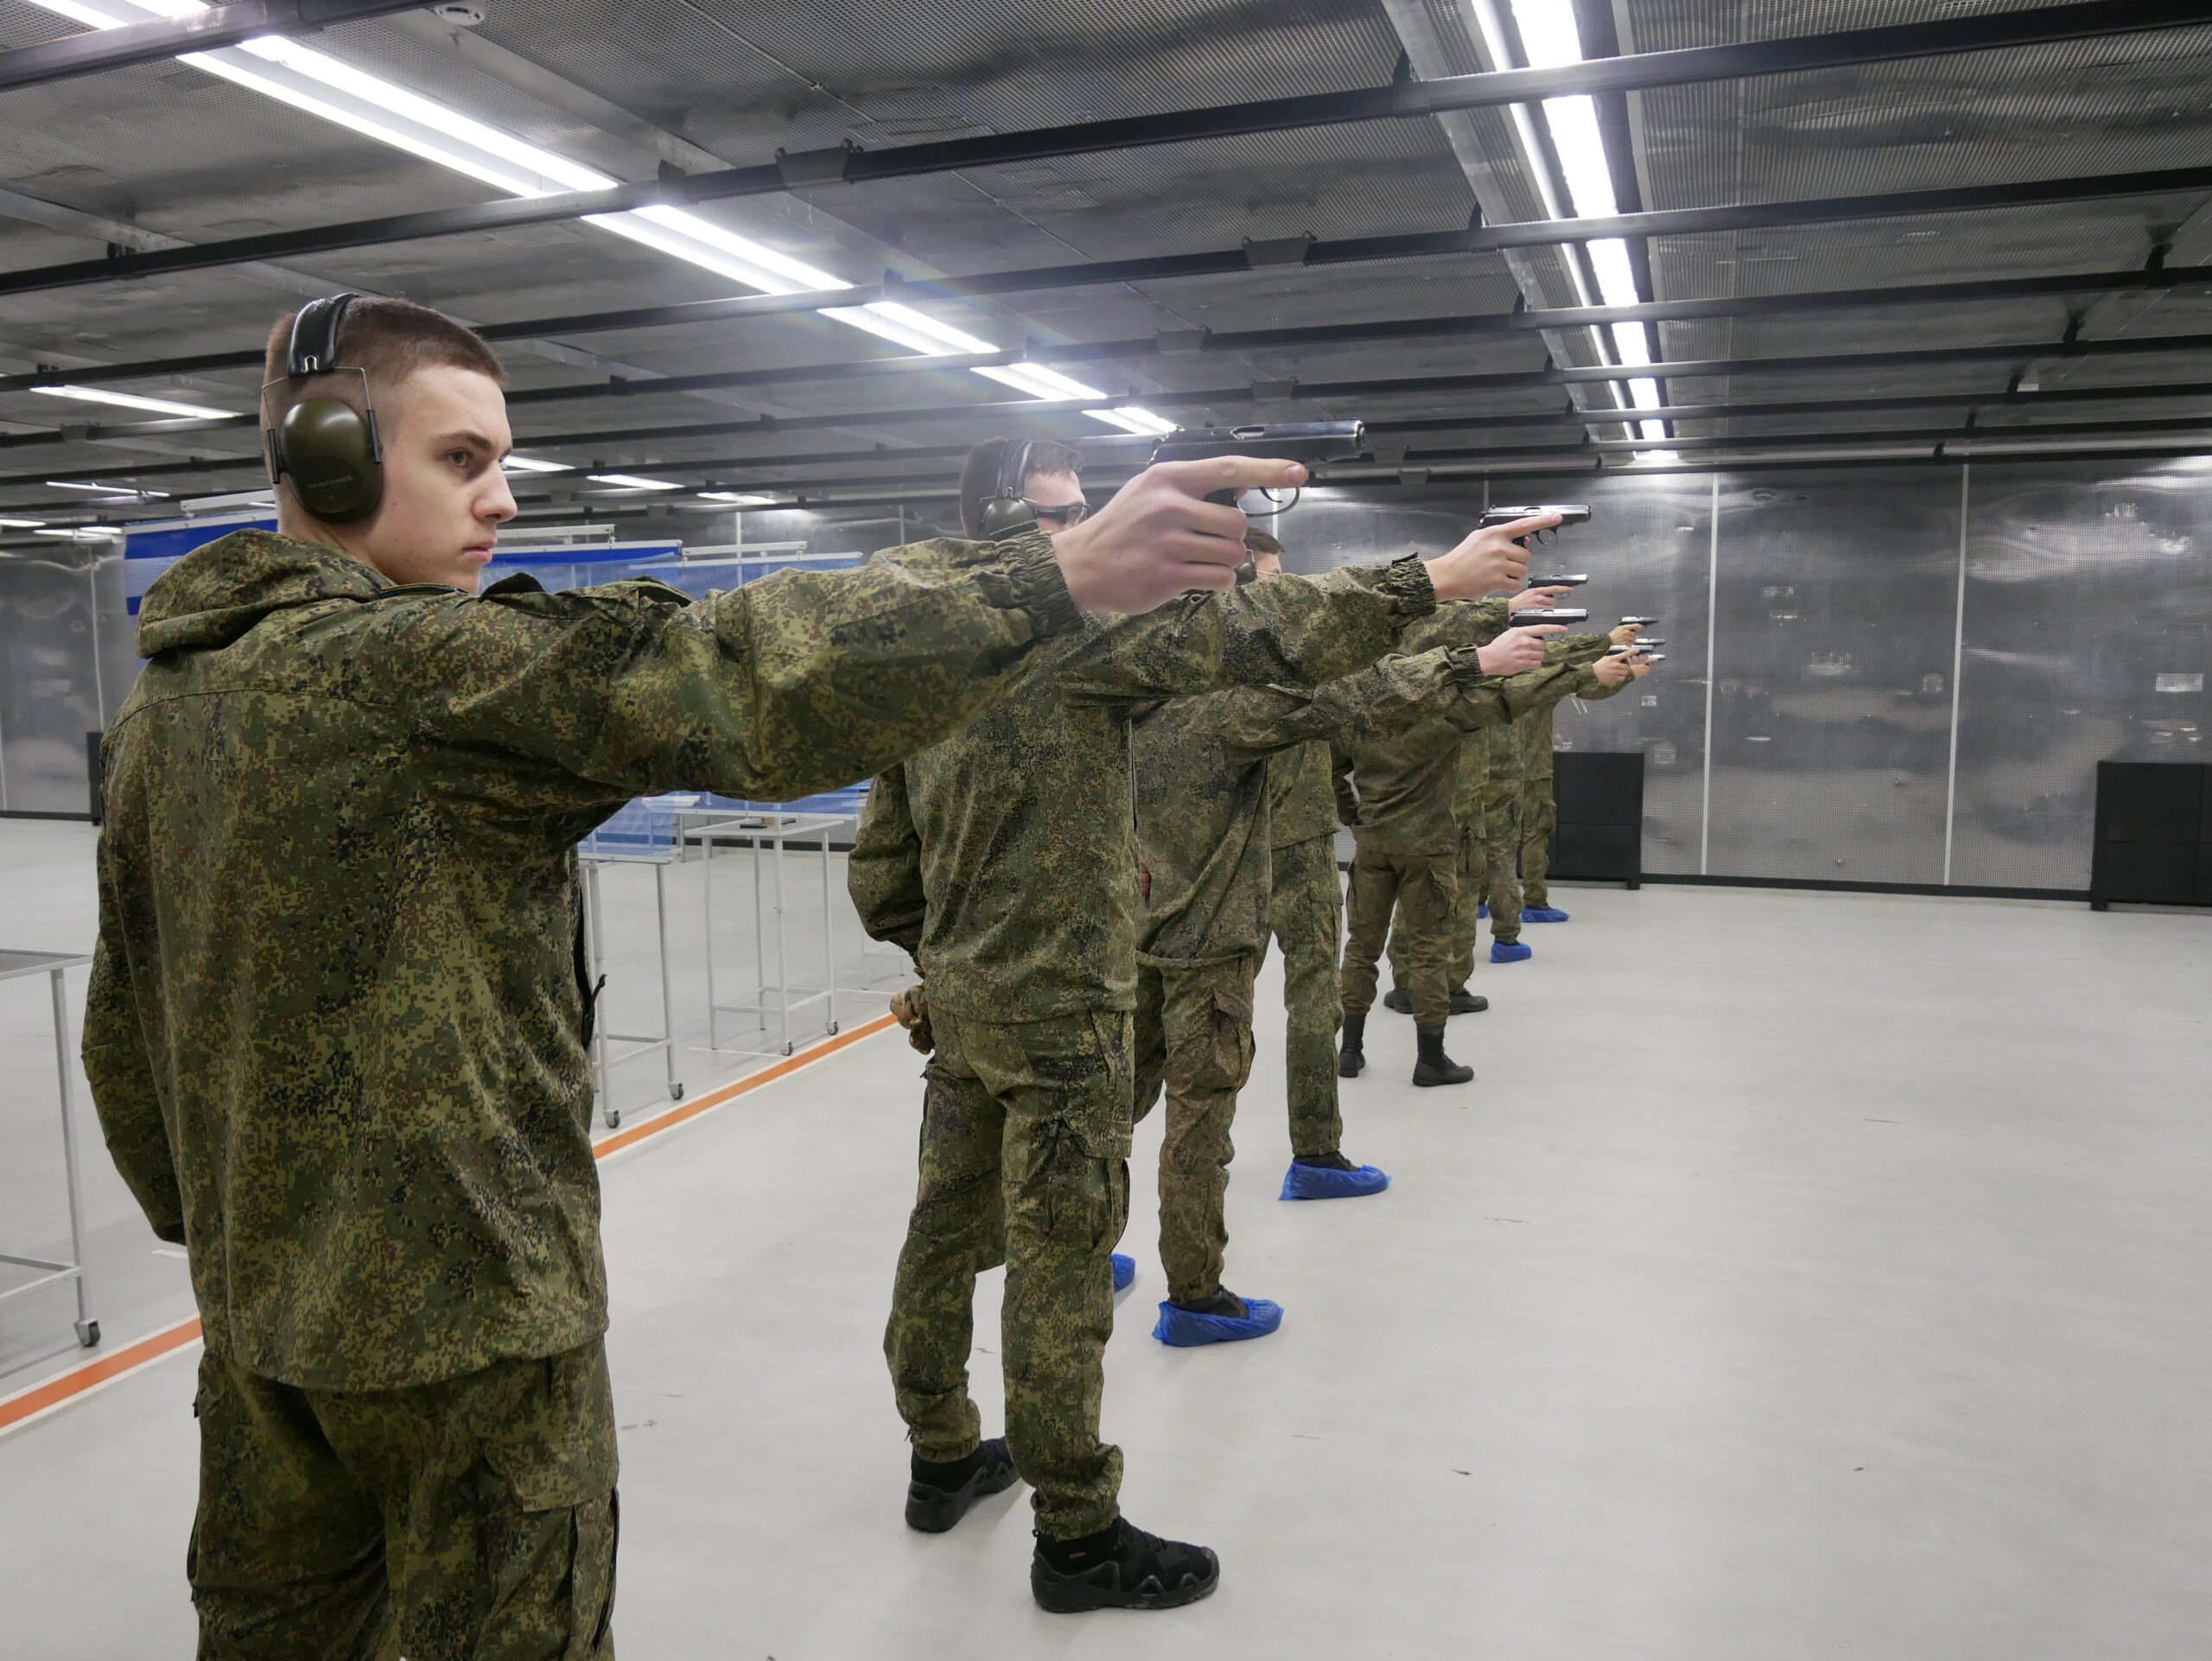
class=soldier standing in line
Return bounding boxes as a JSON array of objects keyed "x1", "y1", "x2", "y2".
[
  {"x1": 849, "y1": 440, "x2": 1541, "y2": 1613},
  {"x1": 1480, "y1": 623, "x2": 1647, "y2": 962},
  {"x1": 1130, "y1": 576, "x2": 1569, "y2": 1348},
  {"x1": 1519, "y1": 648, "x2": 1649, "y2": 922},
  {"x1": 81, "y1": 296, "x2": 1308, "y2": 1660}
]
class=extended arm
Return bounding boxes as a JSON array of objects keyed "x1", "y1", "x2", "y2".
[
  {"x1": 83, "y1": 857, "x2": 185, "y2": 1245},
  {"x1": 847, "y1": 764, "x2": 926, "y2": 958}
]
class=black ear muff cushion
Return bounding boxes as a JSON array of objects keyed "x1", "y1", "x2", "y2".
[
  {"x1": 976, "y1": 497, "x2": 1039, "y2": 539},
  {"x1": 278, "y1": 396, "x2": 383, "y2": 523}
]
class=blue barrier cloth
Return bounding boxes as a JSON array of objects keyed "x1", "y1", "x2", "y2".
[
  {"x1": 1111, "y1": 1254, "x2": 1137, "y2": 1293},
  {"x1": 1280, "y1": 1161, "x2": 1390, "y2": 1200},
  {"x1": 1152, "y1": 1297, "x2": 1284, "y2": 1347},
  {"x1": 1522, "y1": 907, "x2": 1571, "y2": 923},
  {"x1": 1491, "y1": 940, "x2": 1532, "y2": 964}
]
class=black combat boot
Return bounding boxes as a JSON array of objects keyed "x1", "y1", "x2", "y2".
[
  {"x1": 1411, "y1": 1025, "x2": 1472, "y2": 1087},
  {"x1": 1033, "y1": 1516, "x2": 1221, "y2": 1613},
  {"x1": 1447, "y1": 983, "x2": 1489, "y2": 1015},
  {"x1": 1337, "y1": 1009, "x2": 1366, "y2": 1077},
  {"x1": 905, "y1": 1437, "x2": 1020, "y2": 1533},
  {"x1": 1381, "y1": 986, "x2": 1412, "y2": 1015}
]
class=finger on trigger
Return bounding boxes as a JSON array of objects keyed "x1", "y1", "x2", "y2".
[
  {"x1": 1166, "y1": 455, "x2": 1309, "y2": 496},
  {"x1": 1500, "y1": 513, "x2": 1560, "y2": 539}
]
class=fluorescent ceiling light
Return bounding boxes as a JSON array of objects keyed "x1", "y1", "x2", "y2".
[
  {"x1": 0, "y1": 517, "x2": 48, "y2": 528},
  {"x1": 24, "y1": 0, "x2": 1163, "y2": 431},
  {"x1": 31, "y1": 384, "x2": 241, "y2": 418},
  {"x1": 587, "y1": 474, "x2": 682, "y2": 492},
  {"x1": 48, "y1": 479, "x2": 166, "y2": 497},
  {"x1": 35, "y1": 525, "x2": 122, "y2": 539},
  {"x1": 1086, "y1": 407, "x2": 1179, "y2": 436},
  {"x1": 501, "y1": 455, "x2": 572, "y2": 474},
  {"x1": 698, "y1": 491, "x2": 778, "y2": 505}
]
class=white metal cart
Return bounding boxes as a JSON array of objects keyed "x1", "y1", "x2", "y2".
[
  {"x1": 578, "y1": 799, "x2": 690, "y2": 1130},
  {"x1": 0, "y1": 950, "x2": 99, "y2": 1349},
  {"x1": 690, "y1": 810, "x2": 849, "y2": 1058}
]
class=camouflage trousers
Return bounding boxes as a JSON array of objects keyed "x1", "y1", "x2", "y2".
[
  {"x1": 884, "y1": 1005, "x2": 1132, "y2": 1539},
  {"x1": 1132, "y1": 953, "x2": 1258, "y2": 1305},
  {"x1": 189, "y1": 1340, "x2": 617, "y2": 1660},
  {"x1": 1479, "y1": 781, "x2": 1527, "y2": 945},
  {"x1": 1342, "y1": 839, "x2": 1458, "y2": 1028},
  {"x1": 1521, "y1": 775, "x2": 1558, "y2": 908},
  {"x1": 1394, "y1": 825, "x2": 1487, "y2": 995},
  {"x1": 1267, "y1": 832, "x2": 1344, "y2": 1160}
]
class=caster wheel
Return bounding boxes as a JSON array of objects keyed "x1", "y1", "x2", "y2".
[
  {"x1": 671, "y1": 1084, "x2": 686, "y2": 1102},
  {"x1": 77, "y1": 1321, "x2": 100, "y2": 1348},
  {"x1": 829, "y1": 1021, "x2": 840, "y2": 1035},
  {"x1": 782, "y1": 1042, "x2": 794, "y2": 1057},
  {"x1": 605, "y1": 1109, "x2": 622, "y2": 1130}
]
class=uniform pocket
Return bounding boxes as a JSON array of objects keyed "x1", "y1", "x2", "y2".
[
  {"x1": 1198, "y1": 983, "x2": 1255, "y2": 1092},
  {"x1": 475, "y1": 1347, "x2": 619, "y2": 1511}
]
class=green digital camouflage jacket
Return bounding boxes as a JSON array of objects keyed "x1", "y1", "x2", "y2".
[
  {"x1": 1266, "y1": 740, "x2": 1338, "y2": 849},
  {"x1": 1338, "y1": 655, "x2": 1590, "y2": 856},
  {"x1": 1135, "y1": 646, "x2": 1523, "y2": 965},
  {"x1": 848, "y1": 557, "x2": 1437, "y2": 1021},
  {"x1": 1471, "y1": 633, "x2": 1617, "y2": 799},
  {"x1": 1523, "y1": 660, "x2": 1636, "y2": 782},
  {"x1": 85, "y1": 525, "x2": 1090, "y2": 1391}
]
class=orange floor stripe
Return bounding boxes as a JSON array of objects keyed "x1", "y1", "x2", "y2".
[
  {"x1": 0, "y1": 1316, "x2": 202, "y2": 1435},
  {"x1": 0, "y1": 1014, "x2": 896, "y2": 1437}
]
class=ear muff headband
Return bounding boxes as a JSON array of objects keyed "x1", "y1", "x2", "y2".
[
  {"x1": 267, "y1": 293, "x2": 384, "y2": 525},
  {"x1": 976, "y1": 437, "x2": 1037, "y2": 540}
]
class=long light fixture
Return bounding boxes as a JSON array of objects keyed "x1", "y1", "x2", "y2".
[
  {"x1": 1503, "y1": 0, "x2": 1670, "y2": 449},
  {"x1": 587, "y1": 474, "x2": 681, "y2": 492},
  {"x1": 0, "y1": 517, "x2": 48, "y2": 528},
  {"x1": 25, "y1": 0, "x2": 1173, "y2": 440},
  {"x1": 31, "y1": 384, "x2": 241, "y2": 418},
  {"x1": 698, "y1": 490, "x2": 778, "y2": 505},
  {"x1": 35, "y1": 525, "x2": 123, "y2": 539},
  {"x1": 501, "y1": 455, "x2": 572, "y2": 474},
  {"x1": 48, "y1": 479, "x2": 167, "y2": 498}
]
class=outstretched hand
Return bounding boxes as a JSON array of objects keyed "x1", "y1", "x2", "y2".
[
  {"x1": 1052, "y1": 457, "x2": 1308, "y2": 614},
  {"x1": 1425, "y1": 512, "x2": 1554, "y2": 601},
  {"x1": 1478, "y1": 624, "x2": 1565, "y2": 677}
]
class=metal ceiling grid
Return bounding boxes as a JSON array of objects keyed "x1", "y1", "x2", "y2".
[
  {"x1": 1629, "y1": 29, "x2": 2212, "y2": 212},
  {"x1": 0, "y1": 57, "x2": 497, "y2": 245},
  {"x1": 1625, "y1": 0, "x2": 2120, "y2": 54}
]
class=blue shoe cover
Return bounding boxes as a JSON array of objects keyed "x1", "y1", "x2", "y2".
[
  {"x1": 1522, "y1": 907, "x2": 1569, "y2": 923},
  {"x1": 1477, "y1": 902, "x2": 1489, "y2": 918},
  {"x1": 1111, "y1": 1253, "x2": 1137, "y2": 1293},
  {"x1": 1491, "y1": 939, "x2": 1532, "y2": 964},
  {"x1": 1152, "y1": 1296, "x2": 1284, "y2": 1347},
  {"x1": 1280, "y1": 1161, "x2": 1390, "y2": 1200}
]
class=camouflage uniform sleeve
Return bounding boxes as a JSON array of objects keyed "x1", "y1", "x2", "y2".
[
  {"x1": 82, "y1": 897, "x2": 185, "y2": 1246},
  {"x1": 1545, "y1": 631, "x2": 1616, "y2": 667},
  {"x1": 848, "y1": 763, "x2": 926, "y2": 959},
  {"x1": 1441, "y1": 660, "x2": 1584, "y2": 733},
  {"x1": 1053, "y1": 558, "x2": 1436, "y2": 703},
  {"x1": 1393, "y1": 597, "x2": 1512, "y2": 655},
  {"x1": 1576, "y1": 664, "x2": 1635, "y2": 700},
  {"x1": 378, "y1": 531, "x2": 1084, "y2": 802},
  {"x1": 1173, "y1": 645, "x2": 1494, "y2": 754}
]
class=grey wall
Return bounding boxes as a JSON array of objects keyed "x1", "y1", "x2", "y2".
[
  {"x1": 0, "y1": 545, "x2": 127, "y2": 818},
  {"x1": 1287, "y1": 456, "x2": 2210, "y2": 892},
  {"x1": 8, "y1": 459, "x2": 2207, "y2": 888}
]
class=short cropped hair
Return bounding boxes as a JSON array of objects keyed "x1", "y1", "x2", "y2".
[
  {"x1": 958, "y1": 436, "x2": 1085, "y2": 538},
  {"x1": 260, "y1": 297, "x2": 506, "y2": 479},
  {"x1": 1243, "y1": 527, "x2": 1284, "y2": 557}
]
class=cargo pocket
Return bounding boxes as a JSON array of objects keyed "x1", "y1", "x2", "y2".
[
  {"x1": 474, "y1": 1347, "x2": 620, "y2": 1658},
  {"x1": 1195, "y1": 982, "x2": 1255, "y2": 1092}
]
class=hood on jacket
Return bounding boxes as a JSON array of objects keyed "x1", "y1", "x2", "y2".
[{"x1": 135, "y1": 529, "x2": 392, "y2": 657}]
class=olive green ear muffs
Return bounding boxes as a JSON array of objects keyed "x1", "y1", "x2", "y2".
[
  {"x1": 975, "y1": 437, "x2": 1038, "y2": 539},
  {"x1": 265, "y1": 293, "x2": 384, "y2": 525}
]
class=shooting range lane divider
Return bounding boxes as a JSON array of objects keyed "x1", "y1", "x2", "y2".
[{"x1": 0, "y1": 1011, "x2": 900, "y2": 1441}]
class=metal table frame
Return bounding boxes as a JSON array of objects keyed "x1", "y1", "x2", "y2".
[
  {"x1": 690, "y1": 811, "x2": 847, "y2": 1058},
  {"x1": 0, "y1": 950, "x2": 99, "y2": 1348},
  {"x1": 578, "y1": 857, "x2": 683, "y2": 1130}
]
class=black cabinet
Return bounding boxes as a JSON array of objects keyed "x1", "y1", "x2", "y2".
[
  {"x1": 2090, "y1": 761, "x2": 2212, "y2": 909},
  {"x1": 1548, "y1": 752, "x2": 1644, "y2": 888}
]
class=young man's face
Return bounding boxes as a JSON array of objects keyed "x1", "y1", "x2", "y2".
[
  {"x1": 334, "y1": 364, "x2": 518, "y2": 592},
  {"x1": 1022, "y1": 468, "x2": 1087, "y2": 539}
]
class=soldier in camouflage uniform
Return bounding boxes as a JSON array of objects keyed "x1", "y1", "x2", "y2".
[
  {"x1": 1478, "y1": 627, "x2": 1640, "y2": 958},
  {"x1": 850, "y1": 451, "x2": 1535, "y2": 1610},
  {"x1": 1521, "y1": 646, "x2": 1645, "y2": 921},
  {"x1": 1132, "y1": 641, "x2": 1550, "y2": 1341},
  {"x1": 1337, "y1": 620, "x2": 1591, "y2": 1085},
  {"x1": 82, "y1": 302, "x2": 1293, "y2": 1658}
]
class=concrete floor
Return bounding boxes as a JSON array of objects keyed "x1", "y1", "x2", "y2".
[{"x1": 1, "y1": 818, "x2": 2207, "y2": 1658}]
